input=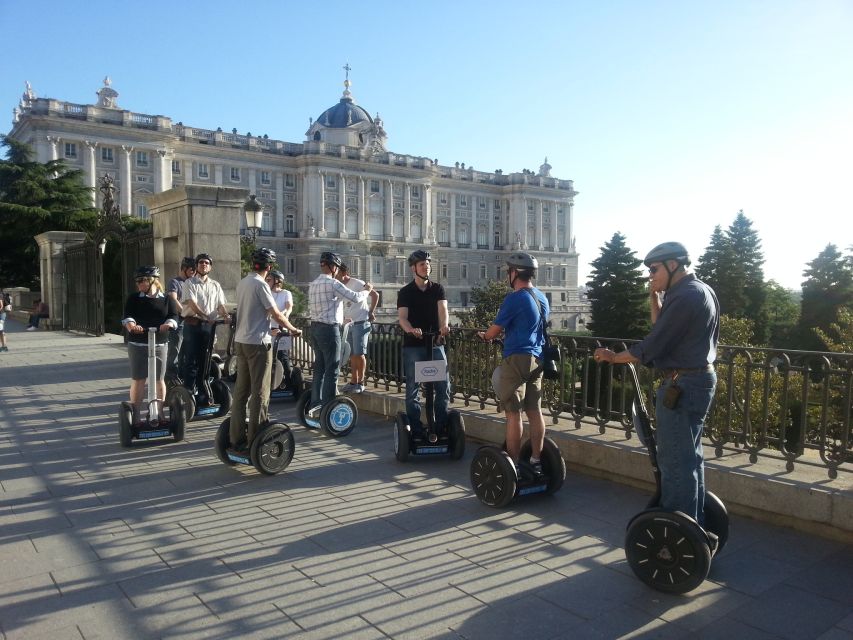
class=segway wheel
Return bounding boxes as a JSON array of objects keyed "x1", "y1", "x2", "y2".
[
  {"x1": 119, "y1": 401, "x2": 134, "y2": 448},
  {"x1": 448, "y1": 411, "x2": 466, "y2": 460},
  {"x1": 520, "y1": 437, "x2": 566, "y2": 494},
  {"x1": 470, "y1": 446, "x2": 517, "y2": 508},
  {"x1": 166, "y1": 386, "x2": 196, "y2": 422},
  {"x1": 703, "y1": 491, "x2": 730, "y2": 555},
  {"x1": 296, "y1": 389, "x2": 319, "y2": 429},
  {"x1": 251, "y1": 423, "x2": 295, "y2": 475},
  {"x1": 215, "y1": 418, "x2": 236, "y2": 465},
  {"x1": 169, "y1": 396, "x2": 186, "y2": 442},
  {"x1": 394, "y1": 412, "x2": 411, "y2": 462},
  {"x1": 211, "y1": 379, "x2": 232, "y2": 418},
  {"x1": 225, "y1": 355, "x2": 238, "y2": 382},
  {"x1": 625, "y1": 508, "x2": 712, "y2": 594},
  {"x1": 320, "y1": 396, "x2": 358, "y2": 438}
]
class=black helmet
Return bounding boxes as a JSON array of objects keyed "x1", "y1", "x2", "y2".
[
  {"x1": 195, "y1": 253, "x2": 213, "y2": 266},
  {"x1": 506, "y1": 252, "x2": 538, "y2": 270},
  {"x1": 643, "y1": 242, "x2": 691, "y2": 267},
  {"x1": 320, "y1": 251, "x2": 342, "y2": 267},
  {"x1": 251, "y1": 247, "x2": 277, "y2": 266},
  {"x1": 180, "y1": 256, "x2": 196, "y2": 269},
  {"x1": 408, "y1": 250, "x2": 431, "y2": 266},
  {"x1": 268, "y1": 270, "x2": 284, "y2": 283},
  {"x1": 135, "y1": 265, "x2": 160, "y2": 279}
]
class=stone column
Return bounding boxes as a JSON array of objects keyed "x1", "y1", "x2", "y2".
[
  {"x1": 488, "y1": 198, "x2": 495, "y2": 249},
  {"x1": 404, "y1": 182, "x2": 412, "y2": 241},
  {"x1": 146, "y1": 185, "x2": 247, "y2": 303},
  {"x1": 156, "y1": 149, "x2": 172, "y2": 193},
  {"x1": 450, "y1": 193, "x2": 457, "y2": 247},
  {"x1": 318, "y1": 171, "x2": 326, "y2": 236},
  {"x1": 34, "y1": 231, "x2": 88, "y2": 330},
  {"x1": 46, "y1": 136, "x2": 60, "y2": 161},
  {"x1": 536, "y1": 199, "x2": 544, "y2": 250},
  {"x1": 427, "y1": 185, "x2": 436, "y2": 244},
  {"x1": 566, "y1": 201, "x2": 574, "y2": 252},
  {"x1": 300, "y1": 173, "x2": 309, "y2": 232},
  {"x1": 385, "y1": 179, "x2": 393, "y2": 240},
  {"x1": 83, "y1": 141, "x2": 98, "y2": 207},
  {"x1": 120, "y1": 145, "x2": 133, "y2": 216},
  {"x1": 358, "y1": 177, "x2": 366, "y2": 238},
  {"x1": 550, "y1": 201, "x2": 558, "y2": 251},
  {"x1": 275, "y1": 172, "x2": 284, "y2": 235},
  {"x1": 338, "y1": 172, "x2": 346, "y2": 237},
  {"x1": 214, "y1": 164, "x2": 223, "y2": 186}
]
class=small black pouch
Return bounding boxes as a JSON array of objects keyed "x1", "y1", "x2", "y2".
[{"x1": 662, "y1": 383, "x2": 682, "y2": 409}]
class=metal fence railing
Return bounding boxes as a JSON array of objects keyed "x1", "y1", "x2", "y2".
[{"x1": 285, "y1": 320, "x2": 852, "y2": 478}]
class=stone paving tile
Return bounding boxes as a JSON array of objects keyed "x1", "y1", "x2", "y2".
[
  {"x1": 363, "y1": 585, "x2": 486, "y2": 639},
  {"x1": 453, "y1": 593, "x2": 587, "y2": 640},
  {"x1": 783, "y1": 546, "x2": 853, "y2": 606}
]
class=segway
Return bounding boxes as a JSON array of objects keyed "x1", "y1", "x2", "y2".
[
  {"x1": 166, "y1": 317, "x2": 232, "y2": 421},
  {"x1": 470, "y1": 437, "x2": 565, "y2": 507},
  {"x1": 269, "y1": 328, "x2": 303, "y2": 402},
  {"x1": 119, "y1": 327, "x2": 186, "y2": 447},
  {"x1": 394, "y1": 331, "x2": 465, "y2": 461},
  {"x1": 215, "y1": 417, "x2": 295, "y2": 475},
  {"x1": 623, "y1": 363, "x2": 729, "y2": 594},
  {"x1": 295, "y1": 323, "x2": 357, "y2": 437}
]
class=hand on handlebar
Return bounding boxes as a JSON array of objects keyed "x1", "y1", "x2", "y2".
[
  {"x1": 477, "y1": 331, "x2": 489, "y2": 342},
  {"x1": 439, "y1": 325, "x2": 450, "y2": 337},
  {"x1": 409, "y1": 328, "x2": 423, "y2": 338},
  {"x1": 290, "y1": 328, "x2": 302, "y2": 337}
]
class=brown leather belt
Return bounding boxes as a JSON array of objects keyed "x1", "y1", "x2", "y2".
[{"x1": 184, "y1": 316, "x2": 203, "y2": 326}]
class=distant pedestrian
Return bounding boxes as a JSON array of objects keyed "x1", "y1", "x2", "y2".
[
  {"x1": 265, "y1": 269, "x2": 295, "y2": 380},
  {"x1": 26, "y1": 299, "x2": 49, "y2": 331},
  {"x1": 0, "y1": 290, "x2": 11, "y2": 352}
]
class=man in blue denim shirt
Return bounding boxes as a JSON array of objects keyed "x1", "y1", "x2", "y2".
[{"x1": 594, "y1": 242, "x2": 720, "y2": 527}]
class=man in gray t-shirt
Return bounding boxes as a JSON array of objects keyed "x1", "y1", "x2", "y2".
[{"x1": 230, "y1": 248, "x2": 302, "y2": 447}]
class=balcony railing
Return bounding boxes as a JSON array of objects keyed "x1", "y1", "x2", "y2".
[{"x1": 286, "y1": 321, "x2": 852, "y2": 478}]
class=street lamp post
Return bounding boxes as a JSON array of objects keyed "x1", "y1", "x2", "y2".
[{"x1": 243, "y1": 194, "x2": 264, "y2": 245}]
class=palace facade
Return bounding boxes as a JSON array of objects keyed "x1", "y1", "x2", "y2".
[{"x1": 8, "y1": 78, "x2": 589, "y2": 328}]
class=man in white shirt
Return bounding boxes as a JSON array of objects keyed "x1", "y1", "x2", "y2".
[
  {"x1": 307, "y1": 251, "x2": 372, "y2": 412},
  {"x1": 336, "y1": 263, "x2": 379, "y2": 394},
  {"x1": 180, "y1": 253, "x2": 230, "y2": 400},
  {"x1": 265, "y1": 269, "x2": 294, "y2": 381},
  {"x1": 231, "y1": 248, "x2": 302, "y2": 448}
]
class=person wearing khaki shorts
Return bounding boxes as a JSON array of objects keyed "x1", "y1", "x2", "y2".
[{"x1": 478, "y1": 252, "x2": 550, "y2": 474}]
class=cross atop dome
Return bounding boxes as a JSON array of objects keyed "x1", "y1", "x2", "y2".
[{"x1": 342, "y1": 63, "x2": 352, "y2": 100}]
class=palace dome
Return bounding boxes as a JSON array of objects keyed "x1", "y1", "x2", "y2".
[{"x1": 315, "y1": 96, "x2": 372, "y2": 129}]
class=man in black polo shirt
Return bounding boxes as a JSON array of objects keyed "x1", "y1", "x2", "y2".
[{"x1": 397, "y1": 250, "x2": 450, "y2": 436}]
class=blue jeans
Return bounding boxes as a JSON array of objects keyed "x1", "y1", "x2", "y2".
[
  {"x1": 403, "y1": 345, "x2": 450, "y2": 431},
  {"x1": 655, "y1": 370, "x2": 716, "y2": 526},
  {"x1": 310, "y1": 322, "x2": 340, "y2": 407}
]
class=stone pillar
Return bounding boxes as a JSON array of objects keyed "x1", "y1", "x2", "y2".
[
  {"x1": 338, "y1": 173, "x2": 346, "y2": 237},
  {"x1": 384, "y1": 179, "x2": 393, "y2": 240},
  {"x1": 404, "y1": 182, "x2": 412, "y2": 241},
  {"x1": 427, "y1": 185, "x2": 436, "y2": 245},
  {"x1": 156, "y1": 149, "x2": 172, "y2": 193},
  {"x1": 275, "y1": 172, "x2": 284, "y2": 235},
  {"x1": 318, "y1": 171, "x2": 326, "y2": 236},
  {"x1": 488, "y1": 199, "x2": 495, "y2": 249},
  {"x1": 536, "y1": 199, "x2": 544, "y2": 251},
  {"x1": 550, "y1": 201, "x2": 559, "y2": 251},
  {"x1": 46, "y1": 136, "x2": 60, "y2": 161},
  {"x1": 120, "y1": 145, "x2": 133, "y2": 216},
  {"x1": 34, "y1": 231, "x2": 88, "y2": 330},
  {"x1": 83, "y1": 141, "x2": 98, "y2": 207},
  {"x1": 214, "y1": 164, "x2": 223, "y2": 186},
  {"x1": 566, "y1": 201, "x2": 574, "y2": 252},
  {"x1": 145, "y1": 185, "x2": 246, "y2": 303},
  {"x1": 358, "y1": 177, "x2": 366, "y2": 238},
  {"x1": 450, "y1": 193, "x2": 457, "y2": 247}
]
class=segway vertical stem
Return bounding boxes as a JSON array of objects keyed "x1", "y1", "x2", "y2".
[{"x1": 147, "y1": 327, "x2": 161, "y2": 422}]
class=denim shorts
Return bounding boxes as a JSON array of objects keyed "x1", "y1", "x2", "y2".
[
  {"x1": 128, "y1": 343, "x2": 168, "y2": 381},
  {"x1": 347, "y1": 321, "x2": 372, "y2": 356}
]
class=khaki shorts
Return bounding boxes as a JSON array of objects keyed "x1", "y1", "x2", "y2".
[{"x1": 492, "y1": 353, "x2": 543, "y2": 412}]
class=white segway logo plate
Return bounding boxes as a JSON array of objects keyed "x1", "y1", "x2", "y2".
[
  {"x1": 414, "y1": 360, "x2": 446, "y2": 383},
  {"x1": 331, "y1": 405, "x2": 354, "y2": 429}
]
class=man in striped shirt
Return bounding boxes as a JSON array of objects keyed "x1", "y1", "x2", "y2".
[{"x1": 308, "y1": 251, "x2": 373, "y2": 412}]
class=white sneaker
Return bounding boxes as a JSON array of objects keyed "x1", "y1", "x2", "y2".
[
  {"x1": 26, "y1": 327, "x2": 37, "y2": 331},
  {"x1": 354, "y1": 384, "x2": 365, "y2": 394},
  {"x1": 340, "y1": 383, "x2": 356, "y2": 393},
  {"x1": 307, "y1": 405, "x2": 322, "y2": 418}
]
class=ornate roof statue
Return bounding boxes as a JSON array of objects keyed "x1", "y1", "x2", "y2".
[
  {"x1": 538, "y1": 157, "x2": 552, "y2": 177},
  {"x1": 96, "y1": 76, "x2": 119, "y2": 109}
]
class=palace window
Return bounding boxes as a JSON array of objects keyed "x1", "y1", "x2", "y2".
[
  {"x1": 285, "y1": 174, "x2": 295, "y2": 188},
  {"x1": 479, "y1": 264, "x2": 487, "y2": 280},
  {"x1": 135, "y1": 151, "x2": 149, "y2": 167},
  {"x1": 171, "y1": 160, "x2": 181, "y2": 174},
  {"x1": 411, "y1": 185, "x2": 420, "y2": 198},
  {"x1": 136, "y1": 203, "x2": 149, "y2": 218},
  {"x1": 261, "y1": 171, "x2": 271, "y2": 185},
  {"x1": 441, "y1": 264, "x2": 448, "y2": 279},
  {"x1": 101, "y1": 147, "x2": 113, "y2": 163},
  {"x1": 370, "y1": 180, "x2": 380, "y2": 193},
  {"x1": 197, "y1": 163, "x2": 209, "y2": 179},
  {"x1": 326, "y1": 175, "x2": 336, "y2": 189},
  {"x1": 461, "y1": 264, "x2": 468, "y2": 280},
  {"x1": 230, "y1": 167, "x2": 241, "y2": 181},
  {"x1": 459, "y1": 195, "x2": 467, "y2": 207},
  {"x1": 64, "y1": 142, "x2": 77, "y2": 159}
]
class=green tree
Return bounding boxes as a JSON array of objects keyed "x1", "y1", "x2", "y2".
[
  {"x1": 456, "y1": 280, "x2": 510, "y2": 329},
  {"x1": 798, "y1": 244, "x2": 853, "y2": 351},
  {"x1": 0, "y1": 136, "x2": 97, "y2": 288},
  {"x1": 815, "y1": 307, "x2": 853, "y2": 353},
  {"x1": 765, "y1": 280, "x2": 800, "y2": 348},
  {"x1": 239, "y1": 241, "x2": 307, "y2": 316},
  {"x1": 695, "y1": 224, "x2": 732, "y2": 298},
  {"x1": 586, "y1": 232, "x2": 649, "y2": 339}
]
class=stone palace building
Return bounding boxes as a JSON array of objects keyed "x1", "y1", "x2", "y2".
[{"x1": 8, "y1": 77, "x2": 589, "y2": 328}]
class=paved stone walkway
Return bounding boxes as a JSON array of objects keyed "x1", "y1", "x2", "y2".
[{"x1": 0, "y1": 320, "x2": 851, "y2": 639}]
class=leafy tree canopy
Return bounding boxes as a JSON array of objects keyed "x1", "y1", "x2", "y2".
[
  {"x1": 456, "y1": 279, "x2": 511, "y2": 329},
  {"x1": 798, "y1": 244, "x2": 853, "y2": 350}
]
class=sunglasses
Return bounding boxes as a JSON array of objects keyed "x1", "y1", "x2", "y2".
[
  {"x1": 135, "y1": 278, "x2": 150, "y2": 284},
  {"x1": 648, "y1": 265, "x2": 661, "y2": 275}
]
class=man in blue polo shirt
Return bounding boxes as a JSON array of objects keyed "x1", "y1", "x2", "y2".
[{"x1": 478, "y1": 252, "x2": 549, "y2": 475}]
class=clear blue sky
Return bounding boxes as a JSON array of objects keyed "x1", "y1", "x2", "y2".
[{"x1": 2, "y1": 0, "x2": 851, "y2": 290}]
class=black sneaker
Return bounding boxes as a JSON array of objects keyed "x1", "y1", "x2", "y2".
[
  {"x1": 706, "y1": 531, "x2": 719, "y2": 555},
  {"x1": 530, "y1": 460, "x2": 544, "y2": 477}
]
